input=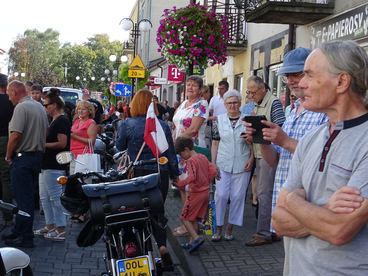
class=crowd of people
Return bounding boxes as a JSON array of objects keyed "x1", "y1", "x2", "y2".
[{"x1": 0, "y1": 39, "x2": 367, "y2": 275}]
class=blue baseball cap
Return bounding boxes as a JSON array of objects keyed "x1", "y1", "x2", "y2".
[{"x1": 277, "y1": 47, "x2": 312, "y2": 76}]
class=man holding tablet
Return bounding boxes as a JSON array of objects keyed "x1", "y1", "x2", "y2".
[
  {"x1": 244, "y1": 76, "x2": 285, "y2": 246},
  {"x1": 245, "y1": 48, "x2": 327, "y2": 246}
]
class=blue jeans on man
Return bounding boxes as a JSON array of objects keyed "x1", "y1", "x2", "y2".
[{"x1": 7, "y1": 152, "x2": 43, "y2": 247}]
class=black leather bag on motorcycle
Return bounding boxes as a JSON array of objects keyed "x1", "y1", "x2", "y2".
[
  {"x1": 82, "y1": 173, "x2": 164, "y2": 225},
  {"x1": 60, "y1": 175, "x2": 89, "y2": 215}
]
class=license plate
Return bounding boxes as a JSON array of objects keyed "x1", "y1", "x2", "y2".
[{"x1": 116, "y1": 255, "x2": 151, "y2": 276}]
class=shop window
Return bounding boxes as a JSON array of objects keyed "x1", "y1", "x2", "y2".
[
  {"x1": 269, "y1": 64, "x2": 287, "y2": 107},
  {"x1": 234, "y1": 74, "x2": 243, "y2": 93}
]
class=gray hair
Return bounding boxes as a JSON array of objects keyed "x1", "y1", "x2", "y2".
[
  {"x1": 186, "y1": 75, "x2": 203, "y2": 89},
  {"x1": 223, "y1": 89, "x2": 242, "y2": 102},
  {"x1": 247, "y1": 75, "x2": 266, "y2": 90},
  {"x1": 319, "y1": 40, "x2": 368, "y2": 98}
]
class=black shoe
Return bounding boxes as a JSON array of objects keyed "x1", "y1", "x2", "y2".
[
  {"x1": 1, "y1": 232, "x2": 17, "y2": 241},
  {"x1": 271, "y1": 233, "x2": 281, "y2": 242},
  {"x1": 160, "y1": 252, "x2": 174, "y2": 272},
  {"x1": 5, "y1": 237, "x2": 34, "y2": 248}
]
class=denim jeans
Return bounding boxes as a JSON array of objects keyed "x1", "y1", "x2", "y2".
[
  {"x1": 10, "y1": 152, "x2": 43, "y2": 240},
  {"x1": 40, "y1": 169, "x2": 67, "y2": 227}
]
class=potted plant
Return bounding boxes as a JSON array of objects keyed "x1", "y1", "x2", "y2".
[{"x1": 156, "y1": 3, "x2": 229, "y2": 74}]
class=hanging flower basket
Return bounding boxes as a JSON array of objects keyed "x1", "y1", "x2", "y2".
[{"x1": 156, "y1": 3, "x2": 229, "y2": 71}]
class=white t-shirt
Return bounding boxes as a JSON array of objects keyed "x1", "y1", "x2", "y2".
[{"x1": 209, "y1": 95, "x2": 227, "y2": 117}]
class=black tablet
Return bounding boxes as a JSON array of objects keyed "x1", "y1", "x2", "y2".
[{"x1": 242, "y1": 115, "x2": 270, "y2": 144}]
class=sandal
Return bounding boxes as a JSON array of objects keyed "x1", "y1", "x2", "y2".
[
  {"x1": 44, "y1": 229, "x2": 66, "y2": 241},
  {"x1": 224, "y1": 234, "x2": 234, "y2": 241},
  {"x1": 34, "y1": 226, "x2": 55, "y2": 236},
  {"x1": 211, "y1": 233, "x2": 222, "y2": 242},
  {"x1": 188, "y1": 236, "x2": 205, "y2": 253},
  {"x1": 180, "y1": 242, "x2": 191, "y2": 250}
]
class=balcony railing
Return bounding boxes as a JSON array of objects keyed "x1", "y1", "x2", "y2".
[
  {"x1": 245, "y1": 0, "x2": 334, "y2": 25},
  {"x1": 209, "y1": 0, "x2": 248, "y2": 55}
]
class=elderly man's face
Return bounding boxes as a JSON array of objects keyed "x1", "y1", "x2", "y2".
[
  {"x1": 247, "y1": 81, "x2": 265, "y2": 103},
  {"x1": 299, "y1": 49, "x2": 339, "y2": 113},
  {"x1": 283, "y1": 72, "x2": 305, "y2": 100}
]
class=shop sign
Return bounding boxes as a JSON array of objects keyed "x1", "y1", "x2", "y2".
[{"x1": 310, "y1": 4, "x2": 368, "y2": 48}]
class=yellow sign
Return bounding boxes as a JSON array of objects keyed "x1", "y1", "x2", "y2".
[
  {"x1": 129, "y1": 55, "x2": 145, "y2": 70},
  {"x1": 116, "y1": 256, "x2": 151, "y2": 276},
  {"x1": 128, "y1": 69, "x2": 145, "y2": 79}
]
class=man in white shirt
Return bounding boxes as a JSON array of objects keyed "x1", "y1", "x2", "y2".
[{"x1": 208, "y1": 80, "x2": 228, "y2": 120}]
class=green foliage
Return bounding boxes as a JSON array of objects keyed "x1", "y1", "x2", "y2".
[
  {"x1": 120, "y1": 63, "x2": 148, "y2": 91},
  {"x1": 8, "y1": 29, "x2": 62, "y2": 86},
  {"x1": 8, "y1": 30, "x2": 124, "y2": 93}
]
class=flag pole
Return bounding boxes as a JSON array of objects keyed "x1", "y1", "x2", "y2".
[{"x1": 154, "y1": 128, "x2": 160, "y2": 174}]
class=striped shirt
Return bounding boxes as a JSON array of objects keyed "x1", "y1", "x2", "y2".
[
  {"x1": 270, "y1": 100, "x2": 286, "y2": 126},
  {"x1": 271, "y1": 99, "x2": 328, "y2": 212}
]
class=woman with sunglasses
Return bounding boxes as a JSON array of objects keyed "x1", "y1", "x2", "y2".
[{"x1": 34, "y1": 88, "x2": 70, "y2": 241}]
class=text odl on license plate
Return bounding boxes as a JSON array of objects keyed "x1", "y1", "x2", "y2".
[{"x1": 116, "y1": 255, "x2": 151, "y2": 276}]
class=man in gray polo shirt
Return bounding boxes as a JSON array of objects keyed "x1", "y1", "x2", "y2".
[
  {"x1": 3, "y1": 80, "x2": 48, "y2": 248},
  {"x1": 272, "y1": 40, "x2": 368, "y2": 275}
]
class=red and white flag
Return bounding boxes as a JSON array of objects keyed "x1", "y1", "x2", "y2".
[{"x1": 144, "y1": 102, "x2": 169, "y2": 157}]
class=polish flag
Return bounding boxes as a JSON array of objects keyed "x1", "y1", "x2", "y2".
[{"x1": 144, "y1": 102, "x2": 169, "y2": 157}]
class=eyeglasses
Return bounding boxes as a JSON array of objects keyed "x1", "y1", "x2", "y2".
[
  {"x1": 281, "y1": 72, "x2": 305, "y2": 83},
  {"x1": 43, "y1": 103, "x2": 53, "y2": 107},
  {"x1": 246, "y1": 91, "x2": 256, "y2": 95},
  {"x1": 225, "y1": 101, "x2": 239, "y2": 105}
]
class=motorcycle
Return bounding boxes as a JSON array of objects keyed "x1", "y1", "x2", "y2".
[
  {"x1": 56, "y1": 151, "x2": 168, "y2": 276},
  {"x1": 0, "y1": 201, "x2": 33, "y2": 276},
  {"x1": 95, "y1": 133, "x2": 118, "y2": 172}
]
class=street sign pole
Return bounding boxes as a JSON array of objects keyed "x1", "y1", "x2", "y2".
[{"x1": 128, "y1": 55, "x2": 146, "y2": 98}]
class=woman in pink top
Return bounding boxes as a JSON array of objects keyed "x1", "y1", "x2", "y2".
[
  {"x1": 69, "y1": 100, "x2": 97, "y2": 223},
  {"x1": 70, "y1": 100, "x2": 98, "y2": 171}
]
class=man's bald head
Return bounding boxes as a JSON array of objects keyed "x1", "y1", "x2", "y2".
[{"x1": 7, "y1": 80, "x2": 27, "y2": 105}]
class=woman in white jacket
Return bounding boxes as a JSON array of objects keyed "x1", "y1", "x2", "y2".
[{"x1": 211, "y1": 89, "x2": 254, "y2": 241}]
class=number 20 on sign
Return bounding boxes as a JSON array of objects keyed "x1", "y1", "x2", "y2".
[{"x1": 128, "y1": 69, "x2": 145, "y2": 79}]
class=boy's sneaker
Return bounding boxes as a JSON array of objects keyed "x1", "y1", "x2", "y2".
[{"x1": 188, "y1": 236, "x2": 205, "y2": 253}]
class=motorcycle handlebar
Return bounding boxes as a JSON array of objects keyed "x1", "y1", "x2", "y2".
[{"x1": 71, "y1": 158, "x2": 160, "y2": 182}]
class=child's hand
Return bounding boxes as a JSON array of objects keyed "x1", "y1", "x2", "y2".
[{"x1": 215, "y1": 166, "x2": 221, "y2": 180}]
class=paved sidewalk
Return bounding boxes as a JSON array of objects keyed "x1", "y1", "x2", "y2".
[
  {"x1": 165, "y1": 190, "x2": 285, "y2": 276},
  {"x1": 0, "y1": 190, "x2": 284, "y2": 276},
  {"x1": 0, "y1": 211, "x2": 183, "y2": 275}
]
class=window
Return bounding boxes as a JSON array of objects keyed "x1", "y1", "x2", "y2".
[
  {"x1": 268, "y1": 64, "x2": 287, "y2": 107},
  {"x1": 234, "y1": 74, "x2": 243, "y2": 92}
]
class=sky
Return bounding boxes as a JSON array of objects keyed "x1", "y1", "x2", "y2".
[{"x1": 0, "y1": 0, "x2": 137, "y2": 73}]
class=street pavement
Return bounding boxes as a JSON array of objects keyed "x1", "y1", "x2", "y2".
[
  {"x1": 165, "y1": 190, "x2": 285, "y2": 276},
  {"x1": 0, "y1": 189, "x2": 284, "y2": 276}
]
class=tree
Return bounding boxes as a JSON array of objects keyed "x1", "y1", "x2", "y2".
[
  {"x1": 84, "y1": 34, "x2": 124, "y2": 91},
  {"x1": 59, "y1": 44, "x2": 96, "y2": 88},
  {"x1": 8, "y1": 29, "x2": 62, "y2": 85}
]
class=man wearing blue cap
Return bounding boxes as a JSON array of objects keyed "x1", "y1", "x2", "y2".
[{"x1": 245, "y1": 47, "x2": 327, "y2": 246}]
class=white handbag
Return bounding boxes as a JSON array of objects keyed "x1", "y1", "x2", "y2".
[{"x1": 74, "y1": 140, "x2": 101, "y2": 173}]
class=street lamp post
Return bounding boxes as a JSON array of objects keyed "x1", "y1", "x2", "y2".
[
  {"x1": 109, "y1": 54, "x2": 128, "y2": 82},
  {"x1": 120, "y1": 18, "x2": 152, "y2": 95}
]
